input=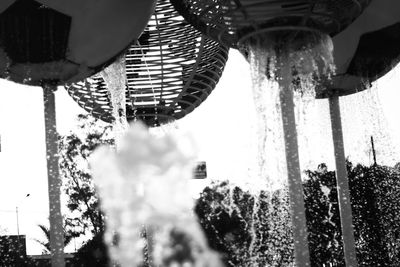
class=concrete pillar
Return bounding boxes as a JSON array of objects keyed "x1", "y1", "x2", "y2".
[
  {"x1": 278, "y1": 63, "x2": 311, "y2": 267},
  {"x1": 329, "y1": 95, "x2": 358, "y2": 267},
  {"x1": 43, "y1": 85, "x2": 65, "y2": 267}
]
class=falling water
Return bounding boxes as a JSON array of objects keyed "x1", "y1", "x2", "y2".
[
  {"x1": 240, "y1": 30, "x2": 336, "y2": 265},
  {"x1": 101, "y1": 55, "x2": 129, "y2": 146},
  {"x1": 90, "y1": 122, "x2": 222, "y2": 267},
  {"x1": 340, "y1": 83, "x2": 400, "y2": 166},
  {"x1": 295, "y1": 98, "x2": 334, "y2": 172},
  {"x1": 199, "y1": 181, "x2": 294, "y2": 266},
  {"x1": 245, "y1": 30, "x2": 335, "y2": 187}
]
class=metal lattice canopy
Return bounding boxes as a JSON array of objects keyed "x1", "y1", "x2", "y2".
[
  {"x1": 65, "y1": 0, "x2": 228, "y2": 127},
  {"x1": 170, "y1": 0, "x2": 372, "y2": 48},
  {"x1": 169, "y1": 0, "x2": 400, "y2": 99}
]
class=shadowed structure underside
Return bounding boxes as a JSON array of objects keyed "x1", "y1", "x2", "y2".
[{"x1": 170, "y1": 0, "x2": 371, "y2": 47}]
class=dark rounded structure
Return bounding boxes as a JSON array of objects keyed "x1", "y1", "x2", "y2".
[
  {"x1": 170, "y1": 0, "x2": 400, "y2": 98},
  {"x1": 65, "y1": 0, "x2": 229, "y2": 127},
  {"x1": 0, "y1": 0, "x2": 155, "y2": 86},
  {"x1": 317, "y1": 0, "x2": 400, "y2": 98},
  {"x1": 170, "y1": 0, "x2": 371, "y2": 48}
]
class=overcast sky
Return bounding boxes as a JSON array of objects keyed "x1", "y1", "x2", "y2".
[{"x1": 1, "y1": 50, "x2": 400, "y2": 254}]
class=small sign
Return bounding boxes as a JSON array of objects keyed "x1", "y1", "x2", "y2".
[{"x1": 194, "y1": 161, "x2": 207, "y2": 179}]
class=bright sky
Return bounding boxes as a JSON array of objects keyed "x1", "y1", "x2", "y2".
[{"x1": 0, "y1": 50, "x2": 400, "y2": 255}]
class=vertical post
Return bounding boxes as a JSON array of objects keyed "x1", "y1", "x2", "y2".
[
  {"x1": 278, "y1": 64, "x2": 311, "y2": 267},
  {"x1": 371, "y1": 136, "x2": 377, "y2": 166},
  {"x1": 16, "y1": 206, "x2": 20, "y2": 258},
  {"x1": 329, "y1": 96, "x2": 357, "y2": 267},
  {"x1": 145, "y1": 226, "x2": 154, "y2": 266},
  {"x1": 16, "y1": 207, "x2": 20, "y2": 236},
  {"x1": 43, "y1": 85, "x2": 65, "y2": 267}
]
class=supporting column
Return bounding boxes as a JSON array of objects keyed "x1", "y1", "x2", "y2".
[
  {"x1": 329, "y1": 96, "x2": 357, "y2": 267},
  {"x1": 144, "y1": 226, "x2": 154, "y2": 266},
  {"x1": 43, "y1": 85, "x2": 65, "y2": 267},
  {"x1": 278, "y1": 64, "x2": 311, "y2": 267}
]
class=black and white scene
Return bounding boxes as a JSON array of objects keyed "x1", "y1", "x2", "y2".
[{"x1": 1, "y1": 1, "x2": 400, "y2": 266}]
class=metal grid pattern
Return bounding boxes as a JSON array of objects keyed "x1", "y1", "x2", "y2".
[
  {"x1": 170, "y1": 0, "x2": 372, "y2": 48},
  {"x1": 65, "y1": 0, "x2": 229, "y2": 126}
]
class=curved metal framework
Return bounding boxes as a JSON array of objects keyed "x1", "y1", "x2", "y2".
[
  {"x1": 65, "y1": 0, "x2": 228, "y2": 127},
  {"x1": 170, "y1": 0, "x2": 371, "y2": 48}
]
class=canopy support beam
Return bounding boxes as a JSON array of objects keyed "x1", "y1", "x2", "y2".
[
  {"x1": 329, "y1": 95, "x2": 357, "y2": 267},
  {"x1": 278, "y1": 63, "x2": 311, "y2": 267},
  {"x1": 43, "y1": 85, "x2": 65, "y2": 267}
]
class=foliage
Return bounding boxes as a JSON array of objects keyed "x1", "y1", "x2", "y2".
[
  {"x1": 72, "y1": 232, "x2": 110, "y2": 267},
  {"x1": 59, "y1": 114, "x2": 114, "y2": 238},
  {"x1": 0, "y1": 236, "x2": 35, "y2": 267},
  {"x1": 374, "y1": 164, "x2": 400, "y2": 264},
  {"x1": 0, "y1": 250, "x2": 34, "y2": 267},
  {"x1": 348, "y1": 162, "x2": 400, "y2": 266},
  {"x1": 195, "y1": 181, "x2": 293, "y2": 267},
  {"x1": 305, "y1": 162, "x2": 400, "y2": 266},
  {"x1": 303, "y1": 163, "x2": 345, "y2": 266},
  {"x1": 33, "y1": 223, "x2": 74, "y2": 254},
  {"x1": 196, "y1": 162, "x2": 400, "y2": 267}
]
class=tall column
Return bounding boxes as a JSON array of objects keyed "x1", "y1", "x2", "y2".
[
  {"x1": 43, "y1": 85, "x2": 65, "y2": 267},
  {"x1": 329, "y1": 96, "x2": 357, "y2": 267},
  {"x1": 278, "y1": 64, "x2": 311, "y2": 267}
]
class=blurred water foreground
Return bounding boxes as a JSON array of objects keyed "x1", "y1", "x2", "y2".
[{"x1": 90, "y1": 122, "x2": 223, "y2": 267}]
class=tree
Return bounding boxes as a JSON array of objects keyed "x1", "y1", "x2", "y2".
[
  {"x1": 71, "y1": 231, "x2": 110, "y2": 267},
  {"x1": 34, "y1": 223, "x2": 74, "y2": 254},
  {"x1": 195, "y1": 181, "x2": 293, "y2": 267},
  {"x1": 348, "y1": 162, "x2": 400, "y2": 266},
  {"x1": 0, "y1": 235, "x2": 35, "y2": 267},
  {"x1": 375, "y1": 163, "x2": 400, "y2": 264},
  {"x1": 195, "y1": 162, "x2": 400, "y2": 267},
  {"x1": 304, "y1": 161, "x2": 400, "y2": 266},
  {"x1": 303, "y1": 164, "x2": 345, "y2": 266},
  {"x1": 59, "y1": 114, "x2": 114, "y2": 238}
]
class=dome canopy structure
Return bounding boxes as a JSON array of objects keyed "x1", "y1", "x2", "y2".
[
  {"x1": 317, "y1": 0, "x2": 400, "y2": 98},
  {"x1": 65, "y1": 0, "x2": 229, "y2": 127},
  {"x1": 0, "y1": 0, "x2": 155, "y2": 86},
  {"x1": 170, "y1": 0, "x2": 371, "y2": 48},
  {"x1": 171, "y1": 0, "x2": 400, "y2": 98}
]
